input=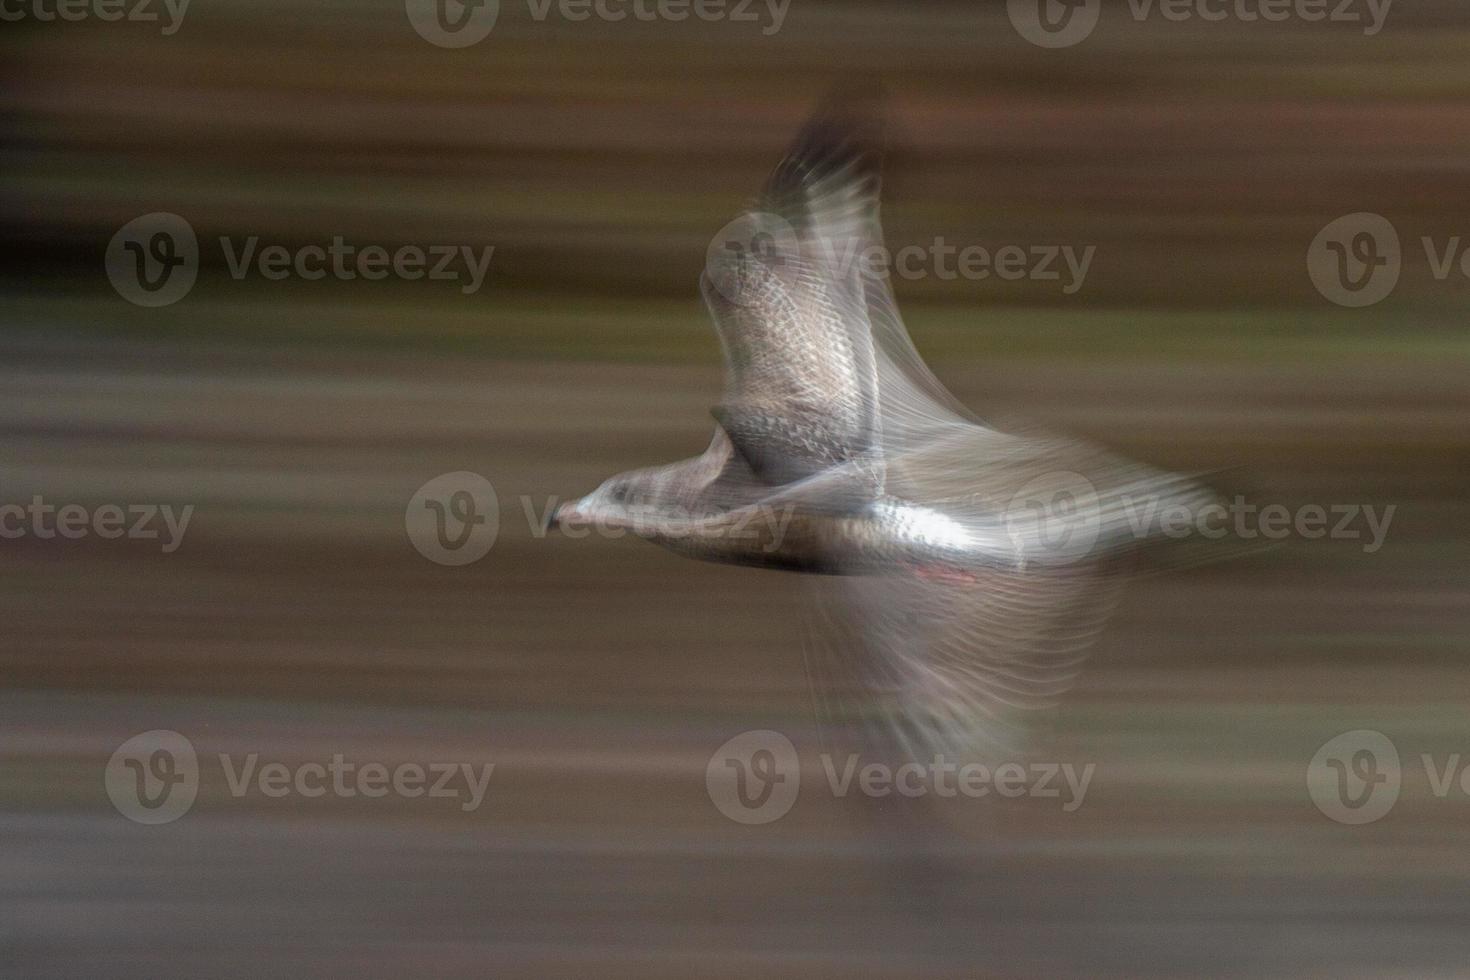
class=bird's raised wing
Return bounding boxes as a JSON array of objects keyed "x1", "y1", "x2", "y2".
[
  {"x1": 702, "y1": 90, "x2": 1003, "y2": 489},
  {"x1": 701, "y1": 94, "x2": 885, "y2": 487}
]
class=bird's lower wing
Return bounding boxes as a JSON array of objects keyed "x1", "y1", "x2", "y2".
[
  {"x1": 802, "y1": 550, "x2": 1125, "y2": 768},
  {"x1": 795, "y1": 423, "x2": 1220, "y2": 766}
]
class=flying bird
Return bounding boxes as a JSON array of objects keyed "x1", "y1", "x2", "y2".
[{"x1": 554, "y1": 94, "x2": 1214, "y2": 763}]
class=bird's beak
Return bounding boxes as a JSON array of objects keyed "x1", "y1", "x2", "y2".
[{"x1": 547, "y1": 499, "x2": 582, "y2": 532}]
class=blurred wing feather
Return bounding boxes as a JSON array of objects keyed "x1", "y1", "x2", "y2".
[
  {"x1": 797, "y1": 425, "x2": 1219, "y2": 763},
  {"x1": 701, "y1": 94, "x2": 884, "y2": 485}
]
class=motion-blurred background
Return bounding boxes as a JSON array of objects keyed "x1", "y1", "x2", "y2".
[{"x1": 4, "y1": 1, "x2": 1470, "y2": 976}]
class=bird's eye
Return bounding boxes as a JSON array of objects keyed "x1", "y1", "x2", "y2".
[{"x1": 612, "y1": 485, "x2": 628, "y2": 502}]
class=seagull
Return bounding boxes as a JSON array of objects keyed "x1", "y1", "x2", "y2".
[{"x1": 553, "y1": 93, "x2": 1215, "y2": 763}]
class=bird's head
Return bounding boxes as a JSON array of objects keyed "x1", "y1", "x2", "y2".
[{"x1": 550, "y1": 467, "x2": 665, "y2": 533}]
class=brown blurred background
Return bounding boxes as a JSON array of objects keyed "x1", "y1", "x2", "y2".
[{"x1": 3, "y1": 1, "x2": 1470, "y2": 976}]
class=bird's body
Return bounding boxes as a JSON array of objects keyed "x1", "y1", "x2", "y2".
[
  {"x1": 555, "y1": 92, "x2": 1213, "y2": 761},
  {"x1": 630, "y1": 494, "x2": 998, "y2": 579}
]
